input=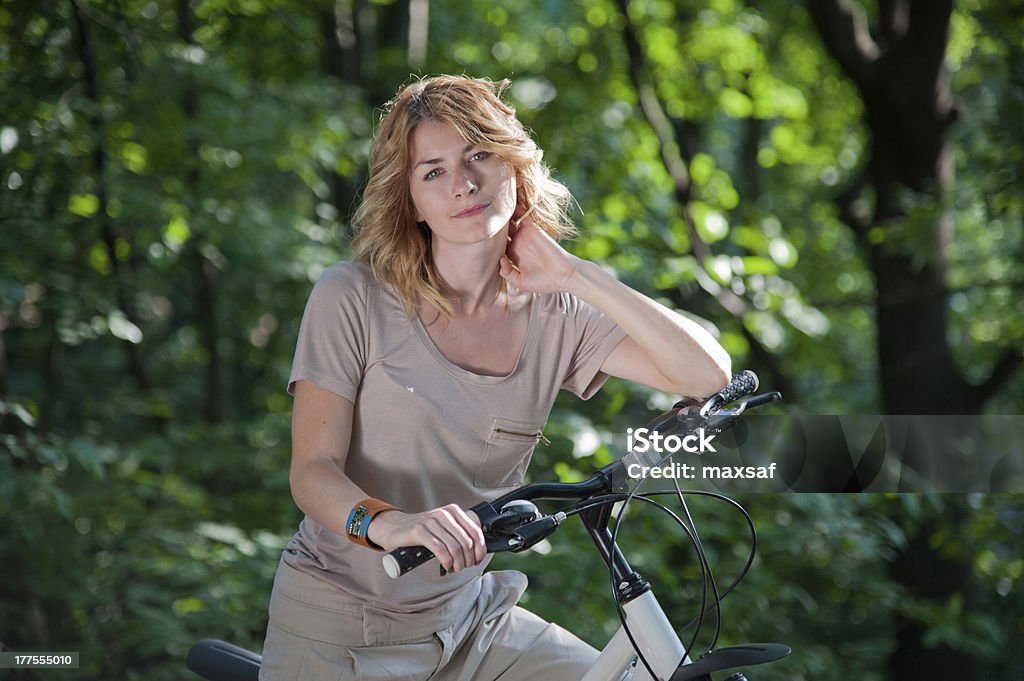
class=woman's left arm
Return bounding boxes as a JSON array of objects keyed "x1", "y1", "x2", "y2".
[{"x1": 500, "y1": 222, "x2": 731, "y2": 398}]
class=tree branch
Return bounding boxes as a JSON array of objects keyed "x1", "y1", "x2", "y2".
[
  {"x1": 807, "y1": 0, "x2": 880, "y2": 89},
  {"x1": 176, "y1": 0, "x2": 222, "y2": 424},
  {"x1": 740, "y1": 325, "x2": 799, "y2": 401},
  {"x1": 407, "y1": 0, "x2": 429, "y2": 68},
  {"x1": 878, "y1": 0, "x2": 909, "y2": 46},
  {"x1": 0, "y1": 325, "x2": 6, "y2": 398},
  {"x1": 613, "y1": 0, "x2": 691, "y2": 202},
  {"x1": 613, "y1": 0, "x2": 794, "y2": 396},
  {"x1": 904, "y1": 0, "x2": 957, "y2": 128}
]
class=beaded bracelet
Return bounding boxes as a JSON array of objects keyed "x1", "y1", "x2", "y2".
[{"x1": 345, "y1": 498, "x2": 398, "y2": 551}]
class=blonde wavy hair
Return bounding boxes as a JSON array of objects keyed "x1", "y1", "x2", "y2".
[{"x1": 351, "y1": 75, "x2": 576, "y2": 316}]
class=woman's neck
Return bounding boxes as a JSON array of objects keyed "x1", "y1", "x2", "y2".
[{"x1": 430, "y1": 230, "x2": 510, "y2": 315}]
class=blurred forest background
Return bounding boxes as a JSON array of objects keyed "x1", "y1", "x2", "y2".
[{"x1": 2, "y1": 0, "x2": 1023, "y2": 679}]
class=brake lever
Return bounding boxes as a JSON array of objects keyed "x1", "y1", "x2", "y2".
[
  {"x1": 735, "y1": 391, "x2": 782, "y2": 414},
  {"x1": 500, "y1": 513, "x2": 567, "y2": 552},
  {"x1": 438, "y1": 513, "x2": 567, "y2": 576},
  {"x1": 700, "y1": 391, "x2": 782, "y2": 436}
]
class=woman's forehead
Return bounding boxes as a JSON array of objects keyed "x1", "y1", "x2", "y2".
[{"x1": 410, "y1": 120, "x2": 474, "y2": 160}]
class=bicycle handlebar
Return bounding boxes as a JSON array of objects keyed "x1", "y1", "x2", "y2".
[
  {"x1": 383, "y1": 372, "x2": 777, "y2": 579},
  {"x1": 699, "y1": 370, "x2": 758, "y2": 416}
]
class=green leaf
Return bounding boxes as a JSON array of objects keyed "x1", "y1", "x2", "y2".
[
  {"x1": 719, "y1": 87, "x2": 753, "y2": 117},
  {"x1": 69, "y1": 193, "x2": 100, "y2": 218}
]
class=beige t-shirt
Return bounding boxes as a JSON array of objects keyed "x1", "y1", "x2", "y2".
[{"x1": 283, "y1": 261, "x2": 627, "y2": 610}]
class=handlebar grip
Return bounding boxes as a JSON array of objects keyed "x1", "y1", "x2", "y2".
[
  {"x1": 382, "y1": 545, "x2": 435, "y2": 579},
  {"x1": 715, "y1": 370, "x2": 759, "y2": 405}
]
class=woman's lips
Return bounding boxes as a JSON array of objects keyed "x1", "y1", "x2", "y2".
[{"x1": 453, "y1": 202, "x2": 490, "y2": 218}]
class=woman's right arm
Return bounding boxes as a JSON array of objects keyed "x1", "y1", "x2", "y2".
[{"x1": 289, "y1": 379, "x2": 486, "y2": 572}]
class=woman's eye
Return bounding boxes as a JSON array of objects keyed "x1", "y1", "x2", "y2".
[
  {"x1": 470, "y1": 151, "x2": 491, "y2": 162},
  {"x1": 424, "y1": 168, "x2": 442, "y2": 180}
]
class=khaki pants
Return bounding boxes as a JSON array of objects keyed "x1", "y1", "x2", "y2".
[{"x1": 259, "y1": 559, "x2": 599, "y2": 681}]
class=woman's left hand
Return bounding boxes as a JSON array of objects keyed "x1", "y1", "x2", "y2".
[{"x1": 499, "y1": 219, "x2": 581, "y2": 294}]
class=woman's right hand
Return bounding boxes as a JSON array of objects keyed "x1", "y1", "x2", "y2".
[{"x1": 367, "y1": 505, "x2": 487, "y2": 573}]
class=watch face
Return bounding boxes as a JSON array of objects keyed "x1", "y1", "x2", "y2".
[{"x1": 348, "y1": 505, "x2": 370, "y2": 538}]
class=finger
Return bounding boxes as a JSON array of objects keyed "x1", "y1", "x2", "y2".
[
  {"x1": 466, "y1": 511, "x2": 487, "y2": 563},
  {"x1": 513, "y1": 203, "x2": 536, "y2": 228},
  {"x1": 442, "y1": 506, "x2": 482, "y2": 569},
  {"x1": 499, "y1": 256, "x2": 521, "y2": 286},
  {"x1": 449, "y1": 507, "x2": 487, "y2": 564},
  {"x1": 419, "y1": 527, "x2": 457, "y2": 572},
  {"x1": 499, "y1": 254, "x2": 516, "y2": 273},
  {"x1": 429, "y1": 510, "x2": 475, "y2": 571}
]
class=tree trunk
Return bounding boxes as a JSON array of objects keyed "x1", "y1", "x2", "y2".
[
  {"x1": 808, "y1": 2, "x2": 978, "y2": 679},
  {"x1": 888, "y1": 501, "x2": 978, "y2": 681},
  {"x1": 808, "y1": 0, "x2": 966, "y2": 413},
  {"x1": 322, "y1": 3, "x2": 364, "y2": 228},
  {"x1": 321, "y1": 0, "x2": 421, "y2": 228}
]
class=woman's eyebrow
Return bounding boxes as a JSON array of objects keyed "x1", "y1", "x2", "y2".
[{"x1": 413, "y1": 144, "x2": 476, "y2": 168}]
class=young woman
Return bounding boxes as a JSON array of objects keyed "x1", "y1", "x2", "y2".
[{"x1": 259, "y1": 75, "x2": 731, "y2": 681}]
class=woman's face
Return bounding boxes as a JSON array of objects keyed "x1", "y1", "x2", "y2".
[{"x1": 408, "y1": 119, "x2": 517, "y2": 248}]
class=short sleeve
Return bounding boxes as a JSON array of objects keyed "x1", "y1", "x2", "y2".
[
  {"x1": 560, "y1": 295, "x2": 628, "y2": 400},
  {"x1": 287, "y1": 262, "x2": 370, "y2": 401}
]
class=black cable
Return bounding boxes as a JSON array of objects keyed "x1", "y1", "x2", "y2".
[
  {"x1": 635, "y1": 411, "x2": 760, "y2": 641},
  {"x1": 560, "y1": 488, "x2": 758, "y2": 671},
  {"x1": 611, "y1": 492, "x2": 707, "y2": 677},
  {"x1": 553, "y1": 392, "x2": 765, "y2": 674},
  {"x1": 631, "y1": 419, "x2": 715, "y2": 666},
  {"x1": 672, "y1": 477, "x2": 723, "y2": 654},
  {"x1": 622, "y1": 439, "x2": 707, "y2": 676},
  {"x1": 668, "y1": 486, "x2": 715, "y2": 661},
  {"x1": 563, "y1": 489, "x2": 757, "y2": 615},
  {"x1": 561, "y1": 490, "x2": 704, "y2": 680},
  {"x1": 614, "y1": 489, "x2": 704, "y2": 679}
]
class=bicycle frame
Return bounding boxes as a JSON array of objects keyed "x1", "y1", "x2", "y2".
[
  {"x1": 483, "y1": 463, "x2": 686, "y2": 681},
  {"x1": 584, "y1": 591, "x2": 689, "y2": 681},
  {"x1": 459, "y1": 389, "x2": 790, "y2": 681},
  {"x1": 188, "y1": 381, "x2": 790, "y2": 681},
  {"x1": 478, "y1": 455, "x2": 692, "y2": 681},
  {"x1": 581, "y1": 503, "x2": 690, "y2": 681}
]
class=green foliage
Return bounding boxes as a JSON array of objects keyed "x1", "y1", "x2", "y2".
[
  {"x1": 945, "y1": 2, "x2": 1024, "y2": 396},
  {"x1": 0, "y1": 416, "x2": 297, "y2": 680},
  {"x1": 2, "y1": 0, "x2": 1023, "y2": 679}
]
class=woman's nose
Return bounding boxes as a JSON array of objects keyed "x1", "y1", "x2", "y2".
[{"x1": 453, "y1": 166, "x2": 478, "y2": 198}]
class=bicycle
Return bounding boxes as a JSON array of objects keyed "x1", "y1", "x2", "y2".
[{"x1": 187, "y1": 371, "x2": 790, "y2": 681}]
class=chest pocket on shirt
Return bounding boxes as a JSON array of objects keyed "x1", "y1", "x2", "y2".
[{"x1": 474, "y1": 417, "x2": 549, "y2": 489}]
